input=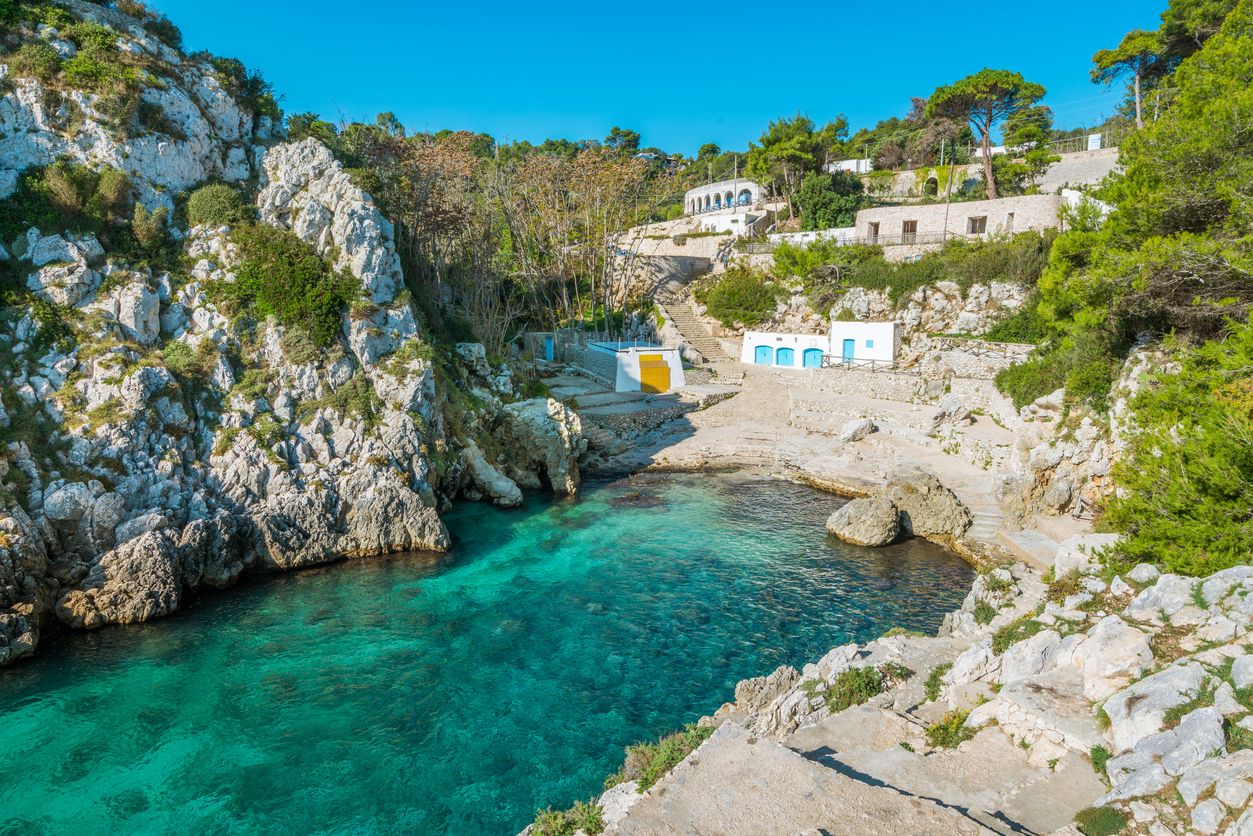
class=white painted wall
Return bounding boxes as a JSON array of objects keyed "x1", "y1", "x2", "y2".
[
  {"x1": 829, "y1": 321, "x2": 896, "y2": 364},
  {"x1": 768, "y1": 227, "x2": 856, "y2": 246},
  {"x1": 739, "y1": 331, "x2": 831, "y2": 368},
  {"x1": 614, "y1": 347, "x2": 686, "y2": 392},
  {"x1": 827, "y1": 158, "x2": 873, "y2": 174}
]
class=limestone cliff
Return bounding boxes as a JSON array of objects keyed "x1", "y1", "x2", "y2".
[{"x1": 0, "y1": 4, "x2": 583, "y2": 665}]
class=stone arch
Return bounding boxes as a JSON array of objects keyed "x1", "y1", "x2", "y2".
[
  {"x1": 923, "y1": 176, "x2": 939, "y2": 197},
  {"x1": 725, "y1": 191, "x2": 734, "y2": 207},
  {"x1": 737, "y1": 188, "x2": 752, "y2": 205},
  {"x1": 704, "y1": 195, "x2": 711, "y2": 211}
]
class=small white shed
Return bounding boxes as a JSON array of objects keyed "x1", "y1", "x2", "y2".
[{"x1": 590, "y1": 342, "x2": 686, "y2": 393}]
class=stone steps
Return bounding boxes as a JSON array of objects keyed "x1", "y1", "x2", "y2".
[{"x1": 660, "y1": 304, "x2": 732, "y2": 362}]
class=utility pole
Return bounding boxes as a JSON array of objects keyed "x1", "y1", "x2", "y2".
[{"x1": 942, "y1": 153, "x2": 957, "y2": 242}]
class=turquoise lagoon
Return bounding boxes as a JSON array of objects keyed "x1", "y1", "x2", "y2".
[{"x1": 0, "y1": 473, "x2": 973, "y2": 834}]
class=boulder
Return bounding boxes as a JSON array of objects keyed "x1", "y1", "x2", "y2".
[
  {"x1": 463, "y1": 439, "x2": 523, "y2": 508},
  {"x1": 26, "y1": 262, "x2": 99, "y2": 307},
  {"x1": 735, "y1": 665, "x2": 801, "y2": 714},
  {"x1": 43, "y1": 483, "x2": 95, "y2": 523},
  {"x1": 825, "y1": 498, "x2": 900, "y2": 547},
  {"x1": 1233, "y1": 655, "x2": 1253, "y2": 690},
  {"x1": 1104, "y1": 663, "x2": 1206, "y2": 754},
  {"x1": 115, "y1": 282, "x2": 161, "y2": 345},
  {"x1": 498, "y1": 398, "x2": 585, "y2": 497},
  {"x1": 883, "y1": 468, "x2": 971, "y2": 541},
  {"x1": 838, "y1": 418, "x2": 877, "y2": 443},
  {"x1": 55, "y1": 531, "x2": 183, "y2": 629},
  {"x1": 1125, "y1": 575, "x2": 1198, "y2": 620},
  {"x1": 1070, "y1": 615, "x2": 1153, "y2": 700},
  {"x1": 1053, "y1": 533, "x2": 1120, "y2": 577},
  {"x1": 929, "y1": 394, "x2": 972, "y2": 431}
]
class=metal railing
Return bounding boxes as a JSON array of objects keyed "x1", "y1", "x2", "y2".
[
  {"x1": 856, "y1": 232, "x2": 966, "y2": 247},
  {"x1": 931, "y1": 336, "x2": 1036, "y2": 360},
  {"x1": 820, "y1": 356, "x2": 917, "y2": 375}
]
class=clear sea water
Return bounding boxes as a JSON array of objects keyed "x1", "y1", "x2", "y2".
[{"x1": 0, "y1": 473, "x2": 973, "y2": 835}]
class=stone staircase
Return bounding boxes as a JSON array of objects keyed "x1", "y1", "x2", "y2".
[{"x1": 660, "y1": 302, "x2": 732, "y2": 363}]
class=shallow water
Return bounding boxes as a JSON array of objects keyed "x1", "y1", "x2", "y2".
[{"x1": 0, "y1": 473, "x2": 973, "y2": 835}]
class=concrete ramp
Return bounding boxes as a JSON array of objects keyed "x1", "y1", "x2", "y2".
[{"x1": 612, "y1": 722, "x2": 993, "y2": 835}]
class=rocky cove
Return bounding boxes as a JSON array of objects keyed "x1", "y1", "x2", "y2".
[
  {"x1": 1, "y1": 1, "x2": 1251, "y2": 834},
  {"x1": 0, "y1": 473, "x2": 975, "y2": 833}
]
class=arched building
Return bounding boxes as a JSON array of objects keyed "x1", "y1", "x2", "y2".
[{"x1": 684, "y1": 179, "x2": 763, "y2": 215}]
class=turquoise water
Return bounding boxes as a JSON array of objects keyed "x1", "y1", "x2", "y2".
[{"x1": 0, "y1": 473, "x2": 972, "y2": 835}]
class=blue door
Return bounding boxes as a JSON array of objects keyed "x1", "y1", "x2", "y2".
[
  {"x1": 802, "y1": 348, "x2": 823, "y2": 368},
  {"x1": 841, "y1": 339, "x2": 855, "y2": 362},
  {"x1": 776, "y1": 347, "x2": 795, "y2": 367},
  {"x1": 543, "y1": 336, "x2": 554, "y2": 362},
  {"x1": 754, "y1": 345, "x2": 772, "y2": 365}
]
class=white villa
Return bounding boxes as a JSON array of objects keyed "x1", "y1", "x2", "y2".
[{"x1": 685, "y1": 179, "x2": 763, "y2": 215}]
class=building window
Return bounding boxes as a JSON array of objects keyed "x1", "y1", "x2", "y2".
[
  {"x1": 866, "y1": 339, "x2": 874, "y2": 348},
  {"x1": 967, "y1": 216, "x2": 987, "y2": 234},
  {"x1": 867, "y1": 221, "x2": 879, "y2": 243},
  {"x1": 902, "y1": 220, "x2": 917, "y2": 243}
]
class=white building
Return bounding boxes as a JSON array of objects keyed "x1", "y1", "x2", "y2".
[
  {"x1": 590, "y1": 341, "x2": 686, "y2": 393},
  {"x1": 827, "y1": 158, "x2": 874, "y2": 174},
  {"x1": 829, "y1": 321, "x2": 896, "y2": 365},
  {"x1": 740, "y1": 322, "x2": 897, "y2": 369},
  {"x1": 685, "y1": 179, "x2": 763, "y2": 215}
]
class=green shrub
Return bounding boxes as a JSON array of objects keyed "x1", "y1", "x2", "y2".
[
  {"x1": 973, "y1": 600, "x2": 997, "y2": 625},
  {"x1": 566, "y1": 800, "x2": 603, "y2": 835},
  {"x1": 991, "y1": 616, "x2": 1045, "y2": 655},
  {"x1": 924, "y1": 663, "x2": 951, "y2": 702},
  {"x1": 186, "y1": 183, "x2": 251, "y2": 228},
  {"x1": 605, "y1": 723, "x2": 714, "y2": 792},
  {"x1": 695, "y1": 264, "x2": 780, "y2": 327},
  {"x1": 994, "y1": 350, "x2": 1067, "y2": 408},
  {"x1": 0, "y1": 161, "x2": 134, "y2": 244},
  {"x1": 925, "y1": 710, "x2": 975, "y2": 748},
  {"x1": 1046, "y1": 572, "x2": 1082, "y2": 604},
  {"x1": 823, "y1": 666, "x2": 884, "y2": 713},
  {"x1": 210, "y1": 56, "x2": 281, "y2": 120},
  {"x1": 216, "y1": 224, "x2": 358, "y2": 347},
  {"x1": 7, "y1": 42, "x2": 62, "y2": 83},
  {"x1": 529, "y1": 808, "x2": 573, "y2": 836},
  {"x1": 1101, "y1": 318, "x2": 1253, "y2": 576},
  {"x1": 982, "y1": 294, "x2": 1051, "y2": 344},
  {"x1": 1073, "y1": 805, "x2": 1127, "y2": 836},
  {"x1": 1089, "y1": 745, "x2": 1111, "y2": 776}
]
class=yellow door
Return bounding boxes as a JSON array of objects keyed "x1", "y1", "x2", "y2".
[{"x1": 638, "y1": 354, "x2": 670, "y2": 393}]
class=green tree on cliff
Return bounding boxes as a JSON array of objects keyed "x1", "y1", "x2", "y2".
[
  {"x1": 925, "y1": 69, "x2": 1046, "y2": 199},
  {"x1": 1091, "y1": 30, "x2": 1163, "y2": 128}
]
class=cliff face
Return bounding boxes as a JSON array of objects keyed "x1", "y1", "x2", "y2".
[{"x1": 0, "y1": 5, "x2": 582, "y2": 665}]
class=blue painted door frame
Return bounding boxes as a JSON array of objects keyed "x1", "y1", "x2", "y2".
[
  {"x1": 841, "y1": 339, "x2": 855, "y2": 362},
  {"x1": 802, "y1": 348, "x2": 823, "y2": 368},
  {"x1": 754, "y1": 345, "x2": 772, "y2": 364},
  {"x1": 776, "y1": 347, "x2": 795, "y2": 367}
]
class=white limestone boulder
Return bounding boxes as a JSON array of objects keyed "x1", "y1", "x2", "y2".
[{"x1": 825, "y1": 498, "x2": 900, "y2": 547}]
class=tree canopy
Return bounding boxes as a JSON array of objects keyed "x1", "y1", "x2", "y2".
[{"x1": 925, "y1": 69, "x2": 1046, "y2": 198}]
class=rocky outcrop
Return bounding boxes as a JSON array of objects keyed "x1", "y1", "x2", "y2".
[
  {"x1": 0, "y1": 4, "x2": 272, "y2": 212},
  {"x1": 601, "y1": 539, "x2": 1252, "y2": 836},
  {"x1": 883, "y1": 468, "x2": 972, "y2": 542},
  {"x1": 496, "y1": 399, "x2": 586, "y2": 496},
  {"x1": 825, "y1": 497, "x2": 900, "y2": 547},
  {"x1": 0, "y1": 3, "x2": 563, "y2": 663}
]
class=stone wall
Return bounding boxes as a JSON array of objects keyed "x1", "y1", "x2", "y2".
[{"x1": 855, "y1": 194, "x2": 1063, "y2": 241}]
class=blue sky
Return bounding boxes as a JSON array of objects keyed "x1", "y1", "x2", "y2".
[{"x1": 152, "y1": 0, "x2": 1164, "y2": 156}]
